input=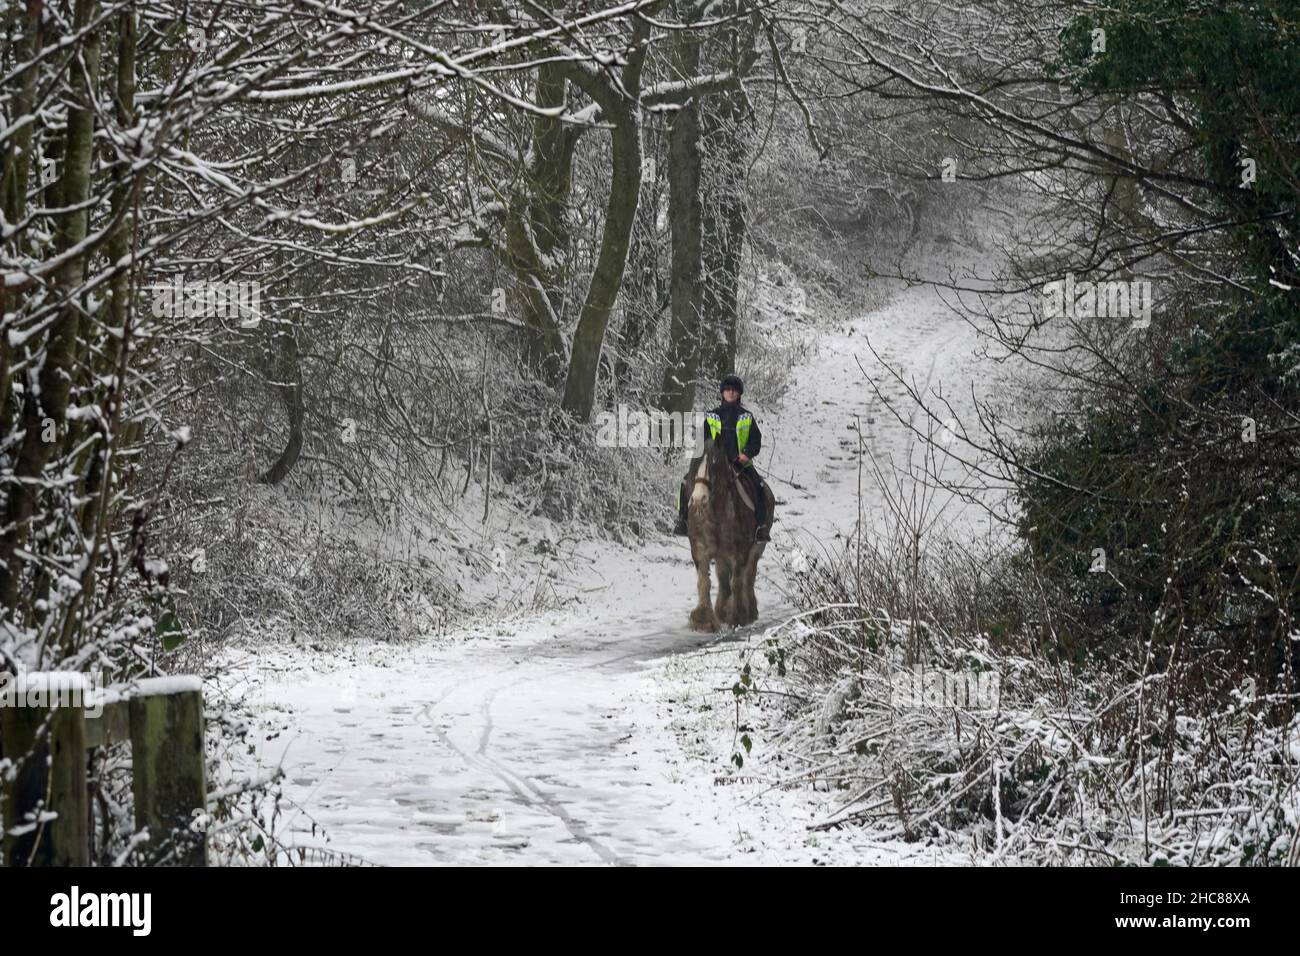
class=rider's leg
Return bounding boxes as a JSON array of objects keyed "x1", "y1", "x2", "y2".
[
  {"x1": 673, "y1": 458, "x2": 699, "y2": 535},
  {"x1": 672, "y1": 482, "x2": 689, "y2": 534},
  {"x1": 747, "y1": 466, "x2": 770, "y2": 541}
]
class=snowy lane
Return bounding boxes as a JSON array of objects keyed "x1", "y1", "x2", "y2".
[
  {"x1": 228, "y1": 543, "x2": 796, "y2": 865},
  {"x1": 226, "y1": 283, "x2": 999, "y2": 866},
  {"x1": 764, "y1": 283, "x2": 1000, "y2": 543}
]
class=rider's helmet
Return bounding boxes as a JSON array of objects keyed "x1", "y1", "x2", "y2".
[{"x1": 719, "y1": 374, "x2": 744, "y2": 396}]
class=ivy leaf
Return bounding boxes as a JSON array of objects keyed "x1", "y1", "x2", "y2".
[{"x1": 157, "y1": 611, "x2": 186, "y2": 651}]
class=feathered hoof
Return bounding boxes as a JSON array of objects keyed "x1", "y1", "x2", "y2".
[
  {"x1": 714, "y1": 599, "x2": 731, "y2": 626},
  {"x1": 688, "y1": 605, "x2": 719, "y2": 633},
  {"x1": 734, "y1": 600, "x2": 757, "y2": 626}
]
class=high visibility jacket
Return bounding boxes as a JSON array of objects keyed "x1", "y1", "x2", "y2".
[{"x1": 703, "y1": 402, "x2": 762, "y2": 464}]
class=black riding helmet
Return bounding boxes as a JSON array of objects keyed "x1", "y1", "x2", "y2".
[{"x1": 719, "y1": 374, "x2": 744, "y2": 396}]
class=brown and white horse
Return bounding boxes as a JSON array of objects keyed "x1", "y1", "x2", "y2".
[{"x1": 685, "y1": 435, "x2": 773, "y2": 631}]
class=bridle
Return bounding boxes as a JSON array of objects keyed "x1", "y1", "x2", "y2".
[{"x1": 693, "y1": 445, "x2": 743, "y2": 493}]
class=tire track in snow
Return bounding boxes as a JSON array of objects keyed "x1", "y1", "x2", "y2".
[{"x1": 414, "y1": 694, "x2": 626, "y2": 865}]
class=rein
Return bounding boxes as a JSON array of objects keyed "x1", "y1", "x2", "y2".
[
  {"x1": 694, "y1": 439, "x2": 747, "y2": 496},
  {"x1": 694, "y1": 457, "x2": 745, "y2": 492}
]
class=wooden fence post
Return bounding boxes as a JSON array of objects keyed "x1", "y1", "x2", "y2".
[
  {"x1": 1, "y1": 674, "x2": 89, "y2": 866},
  {"x1": 128, "y1": 677, "x2": 206, "y2": 866}
]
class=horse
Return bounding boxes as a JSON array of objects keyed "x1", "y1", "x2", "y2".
[{"x1": 684, "y1": 434, "x2": 775, "y2": 631}]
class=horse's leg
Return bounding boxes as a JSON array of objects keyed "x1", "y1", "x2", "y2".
[
  {"x1": 739, "y1": 544, "x2": 764, "y2": 625},
  {"x1": 688, "y1": 552, "x2": 719, "y2": 632},
  {"x1": 715, "y1": 557, "x2": 735, "y2": 625},
  {"x1": 727, "y1": 555, "x2": 745, "y2": 625},
  {"x1": 730, "y1": 551, "x2": 750, "y2": 625}
]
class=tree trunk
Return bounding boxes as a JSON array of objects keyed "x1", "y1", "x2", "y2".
[
  {"x1": 615, "y1": 166, "x2": 664, "y2": 389},
  {"x1": 0, "y1": 1, "x2": 46, "y2": 431},
  {"x1": 700, "y1": 95, "x2": 748, "y2": 380},
  {"x1": 556, "y1": 15, "x2": 657, "y2": 420},
  {"x1": 505, "y1": 63, "x2": 575, "y2": 383},
  {"x1": 561, "y1": 110, "x2": 643, "y2": 419},
  {"x1": 82, "y1": 10, "x2": 138, "y2": 511},
  {"x1": 0, "y1": 0, "x2": 101, "y2": 611},
  {"x1": 658, "y1": 27, "x2": 705, "y2": 428},
  {"x1": 258, "y1": 327, "x2": 306, "y2": 485}
]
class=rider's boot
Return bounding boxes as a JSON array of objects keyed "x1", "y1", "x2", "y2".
[
  {"x1": 673, "y1": 479, "x2": 691, "y2": 536},
  {"x1": 753, "y1": 480, "x2": 771, "y2": 542}
]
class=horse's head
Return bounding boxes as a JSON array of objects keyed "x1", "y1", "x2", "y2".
[{"x1": 691, "y1": 432, "x2": 734, "y2": 507}]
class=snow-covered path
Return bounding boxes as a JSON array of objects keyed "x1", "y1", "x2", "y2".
[
  {"x1": 227, "y1": 545, "x2": 802, "y2": 865},
  {"x1": 765, "y1": 282, "x2": 998, "y2": 542},
  {"x1": 223, "y1": 282, "x2": 1001, "y2": 865}
]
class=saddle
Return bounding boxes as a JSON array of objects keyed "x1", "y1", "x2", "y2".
[{"x1": 731, "y1": 464, "x2": 767, "y2": 516}]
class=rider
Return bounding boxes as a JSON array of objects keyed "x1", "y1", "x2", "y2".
[{"x1": 672, "y1": 374, "x2": 771, "y2": 541}]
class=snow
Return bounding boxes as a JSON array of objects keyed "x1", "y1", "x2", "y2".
[
  {"x1": 94, "y1": 675, "x2": 204, "y2": 706},
  {"x1": 223, "y1": 271, "x2": 1015, "y2": 865},
  {"x1": 127, "y1": 675, "x2": 204, "y2": 697}
]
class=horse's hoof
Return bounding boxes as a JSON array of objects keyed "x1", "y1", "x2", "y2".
[{"x1": 689, "y1": 607, "x2": 719, "y2": 632}]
